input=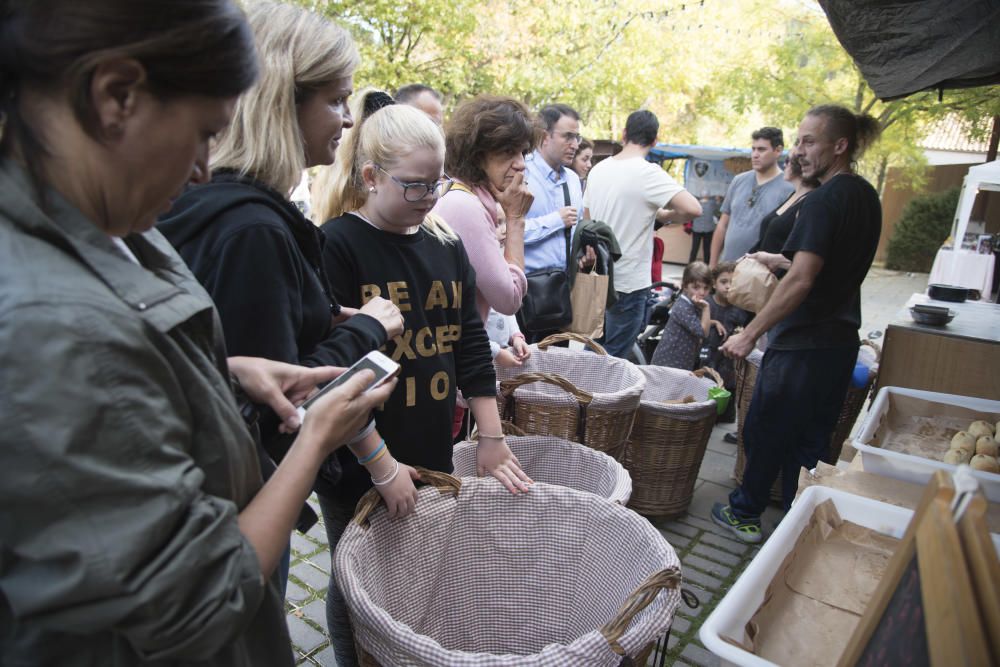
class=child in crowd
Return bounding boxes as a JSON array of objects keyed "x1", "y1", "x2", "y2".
[
  {"x1": 488, "y1": 208, "x2": 531, "y2": 368},
  {"x1": 313, "y1": 94, "x2": 531, "y2": 667},
  {"x1": 705, "y1": 261, "x2": 750, "y2": 422},
  {"x1": 651, "y1": 261, "x2": 715, "y2": 369}
]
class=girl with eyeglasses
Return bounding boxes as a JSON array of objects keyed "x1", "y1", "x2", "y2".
[{"x1": 313, "y1": 90, "x2": 532, "y2": 667}]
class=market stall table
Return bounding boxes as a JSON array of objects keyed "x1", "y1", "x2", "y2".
[
  {"x1": 928, "y1": 248, "x2": 995, "y2": 300},
  {"x1": 876, "y1": 293, "x2": 1000, "y2": 400}
]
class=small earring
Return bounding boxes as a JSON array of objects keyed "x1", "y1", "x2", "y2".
[{"x1": 369, "y1": 186, "x2": 376, "y2": 193}]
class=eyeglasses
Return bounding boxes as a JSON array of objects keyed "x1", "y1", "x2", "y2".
[
  {"x1": 746, "y1": 184, "x2": 762, "y2": 208},
  {"x1": 374, "y1": 164, "x2": 454, "y2": 202},
  {"x1": 553, "y1": 131, "x2": 582, "y2": 144}
]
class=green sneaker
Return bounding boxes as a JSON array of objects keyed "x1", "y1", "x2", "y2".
[{"x1": 711, "y1": 503, "x2": 763, "y2": 544}]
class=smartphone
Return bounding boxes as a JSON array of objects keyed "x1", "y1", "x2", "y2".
[{"x1": 296, "y1": 350, "x2": 400, "y2": 420}]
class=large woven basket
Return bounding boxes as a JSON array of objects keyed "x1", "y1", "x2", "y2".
[
  {"x1": 496, "y1": 333, "x2": 645, "y2": 460},
  {"x1": 335, "y1": 470, "x2": 682, "y2": 667},
  {"x1": 454, "y1": 424, "x2": 632, "y2": 505},
  {"x1": 623, "y1": 366, "x2": 722, "y2": 517},
  {"x1": 731, "y1": 342, "x2": 880, "y2": 502}
]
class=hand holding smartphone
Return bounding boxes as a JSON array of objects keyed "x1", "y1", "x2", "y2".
[{"x1": 296, "y1": 351, "x2": 400, "y2": 421}]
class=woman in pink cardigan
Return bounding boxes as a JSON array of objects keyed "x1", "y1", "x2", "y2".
[{"x1": 433, "y1": 96, "x2": 536, "y2": 324}]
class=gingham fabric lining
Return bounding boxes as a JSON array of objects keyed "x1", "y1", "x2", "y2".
[
  {"x1": 334, "y1": 479, "x2": 681, "y2": 666},
  {"x1": 495, "y1": 346, "x2": 645, "y2": 412},
  {"x1": 638, "y1": 366, "x2": 718, "y2": 419},
  {"x1": 452, "y1": 435, "x2": 632, "y2": 504}
]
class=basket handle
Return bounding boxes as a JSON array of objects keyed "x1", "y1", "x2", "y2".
[
  {"x1": 498, "y1": 371, "x2": 594, "y2": 405},
  {"x1": 599, "y1": 566, "x2": 683, "y2": 655},
  {"x1": 692, "y1": 366, "x2": 723, "y2": 387},
  {"x1": 537, "y1": 332, "x2": 608, "y2": 355},
  {"x1": 470, "y1": 420, "x2": 526, "y2": 439},
  {"x1": 352, "y1": 467, "x2": 461, "y2": 528}
]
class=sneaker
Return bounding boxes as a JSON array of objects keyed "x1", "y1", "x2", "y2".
[
  {"x1": 723, "y1": 432, "x2": 738, "y2": 445},
  {"x1": 711, "y1": 503, "x2": 763, "y2": 544}
]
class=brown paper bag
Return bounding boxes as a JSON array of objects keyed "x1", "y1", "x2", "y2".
[
  {"x1": 728, "y1": 257, "x2": 778, "y2": 313},
  {"x1": 565, "y1": 271, "x2": 607, "y2": 338}
]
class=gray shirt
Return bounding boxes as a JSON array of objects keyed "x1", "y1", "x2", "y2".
[{"x1": 719, "y1": 170, "x2": 794, "y2": 261}]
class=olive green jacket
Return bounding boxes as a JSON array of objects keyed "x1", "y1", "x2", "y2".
[{"x1": 0, "y1": 160, "x2": 293, "y2": 666}]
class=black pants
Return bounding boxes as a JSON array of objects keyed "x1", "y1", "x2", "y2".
[
  {"x1": 689, "y1": 231, "x2": 713, "y2": 263},
  {"x1": 729, "y1": 345, "x2": 856, "y2": 517}
]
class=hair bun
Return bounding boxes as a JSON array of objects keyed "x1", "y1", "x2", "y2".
[{"x1": 363, "y1": 91, "x2": 396, "y2": 118}]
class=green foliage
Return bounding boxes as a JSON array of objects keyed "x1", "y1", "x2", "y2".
[{"x1": 885, "y1": 188, "x2": 960, "y2": 273}]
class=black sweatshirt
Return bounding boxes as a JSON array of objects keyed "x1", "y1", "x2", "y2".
[
  {"x1": 158, "y1": 173, "x2": 387, "y2": 495},
  {"x1": 321, "y1": 213, "x2": 496, "y2": 503}
]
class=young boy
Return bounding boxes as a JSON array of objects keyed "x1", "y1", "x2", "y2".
[
  {"x1": 651, "y1": 262, "x2": 714, "y2": 369},
  {"x1": 705, "y1": 261, "x2": 750, "y2": 422}
]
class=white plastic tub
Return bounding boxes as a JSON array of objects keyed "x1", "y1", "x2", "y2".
[
  {"x1": 699, "y1": 487, "x2": 912, "y2": 667},
  {"x1": 700, "y1": 485, "x2": 1000, "y2": 666},
  {"x1": 853, "y1": 386, "x2": 1000, "y2": 501}
]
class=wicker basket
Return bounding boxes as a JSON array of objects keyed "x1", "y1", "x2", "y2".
[
  {"x1": 454, "y1": 423, "x2": 632, "y2": 505},
  {"x1": 731, "y1": 342, "x2": 880, "y2": 502},
  {"x1": 623, "y1": 366, "x2": 722, "y2": 517},
  {"x1": 496, "y1": 333, "x2": 644, "y2": 460},
  {"x1": 335, "y1": 470, "x2": 682, "y2": 667}
]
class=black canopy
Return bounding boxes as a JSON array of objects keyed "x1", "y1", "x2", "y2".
[{"x1": 819, "y1": 0, "x2": 1000, "y2": 100}]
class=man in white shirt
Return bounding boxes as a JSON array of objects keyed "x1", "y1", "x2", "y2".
[{"x1": 583, "y1": 110, "x2": 701, "y2": 358}]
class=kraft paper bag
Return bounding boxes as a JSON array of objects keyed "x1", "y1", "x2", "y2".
[
  {"x1": 729, "y1": 257, "x2": 778, "y2": 313},
  {"x1": 566, "y1": 271, "x2": 608, "y2": 339}
]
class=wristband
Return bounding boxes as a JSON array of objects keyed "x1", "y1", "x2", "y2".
[
  {"x1": 372, "y1": 459, "x2": 400, "y2": 486},
  {"x1": 357, "y1": 439, "x2": 386, "y2": 465}
]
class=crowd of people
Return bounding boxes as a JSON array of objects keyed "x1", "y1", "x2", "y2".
[{"x1": 0, "y1": 0, "x2": 883, "y2": 663}]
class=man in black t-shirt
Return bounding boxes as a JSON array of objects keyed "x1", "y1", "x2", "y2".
[{"x1": 710, "y1": 105, "x2": 883, "y2": 543}]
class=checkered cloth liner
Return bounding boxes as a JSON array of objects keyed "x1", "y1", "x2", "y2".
[
  {"x1": 452, "y1": 435, "x2": 632, "y2": 504},
  {"x1": 638, "y1": 366, "x2": 718, "y2": 419},
  {"x1": 334, "y1": 478, "x2": 681, "y2": 666},
  {"x1": 495, "y1": 345, "x2": 645, "y2": 411}
]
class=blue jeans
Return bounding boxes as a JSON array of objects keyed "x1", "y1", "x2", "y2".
[
  {"x1": 318, "y1": 494, "x2": 360, "y2": 667},
  {"x1": 602, "y1": 288, "x2": 649, "y2": 358},
  {"x1": 729, "y1": 346, "x2": 856, "y2": 518}
]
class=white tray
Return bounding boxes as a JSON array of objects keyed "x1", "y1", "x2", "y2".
[
  {"x1": 699, "y1": 485, "x2": 1000, "y2": 666},
  {"x1": 853, "y1": 386, "x2": 1000, "y2": 502},
  {"x1": 699, "y1": 487, "x2": 912, "y2": 667}
]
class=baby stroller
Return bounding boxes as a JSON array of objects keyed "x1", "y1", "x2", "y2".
[{"x1": 627, "y1": 281, "x2": 678, "y2": 365}]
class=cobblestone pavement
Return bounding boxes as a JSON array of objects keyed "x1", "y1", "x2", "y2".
[{"x1": 284, "y1": 269, "x2": 930, "y2": 666}]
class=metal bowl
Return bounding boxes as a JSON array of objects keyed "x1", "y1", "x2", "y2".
[{"x1": 909, "y1": 306, "x2": 955, "y2": 326}]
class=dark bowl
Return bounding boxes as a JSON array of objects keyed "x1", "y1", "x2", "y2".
[
  {"x1": 927, "y1": 283, "x2": 969, "y2": 303},
  {"x1": 909, "y1": 306, "x2": 955, "y2": 326}
]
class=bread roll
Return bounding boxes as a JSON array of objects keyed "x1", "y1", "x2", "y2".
[
  {"x1": 951, "y1": 431, "x2": 977, "y2": 455},
  {"x1": 943, "y1": 448, "x2": 972, "y2": 465},
  {"x1": 976, "y1": 436, "x2": 998, "y2": 458},
  {"x1": 969, "y1": 454, "x2": 1000, "y2": 473},
  {"x1": 968, "y1": 420, "x2": 994, "y2": 438}
]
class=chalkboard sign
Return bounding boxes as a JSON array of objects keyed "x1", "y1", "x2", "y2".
[{"x1": 854, "y1": 556, "x2": 928, "y2": 667}]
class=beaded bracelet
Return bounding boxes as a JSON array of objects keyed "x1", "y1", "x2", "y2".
[
  {"x1": 357, "y1": 439, "x2": 386, "y2": 465},
  {"x1": 477, "y1": 433, "x2": 505, "y2": 440},
  {"x1": 371, "y1": 460, "x2": 400, "y2": 486}
]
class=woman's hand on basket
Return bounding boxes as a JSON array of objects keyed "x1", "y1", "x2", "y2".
[
  {"x1": 373, "y1": 462, "x2": 422, "y2": 519},
  {"x1": 494, "y1": 348, "x2": 523, "y2": 369},
  {"x1": 477, "y1": 438, "x2": 532, "y2": 494}
]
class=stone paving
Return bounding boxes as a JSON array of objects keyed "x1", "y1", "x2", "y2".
[{"x1": 283, "y1": 268, "x2": 931, "y2": 666}]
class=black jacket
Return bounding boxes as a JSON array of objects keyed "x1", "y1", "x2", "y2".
[{"x1": 159, "y1": 172, "x2": 387, "y2": 496}]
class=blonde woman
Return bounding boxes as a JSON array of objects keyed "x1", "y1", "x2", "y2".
[
  {"x1": 314, "y1": 92, "x2": 532, "y2": 666},
  {"x1": 158, "y1": 2, "x2": 405, "y2": 590}
]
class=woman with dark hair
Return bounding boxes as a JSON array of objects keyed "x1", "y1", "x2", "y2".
[
  {"x1": 571, "y1": 137, "x2": 594, "y2": 187},
  {"x1": 749, "y1": 155, "x2": 820, "y2": 266},
  {"x1": 0, "y1": 2, "x2": 392, "y2": 664},
  {"x1": 433, "y1": 95, "x2": 536, "y2": 325}
]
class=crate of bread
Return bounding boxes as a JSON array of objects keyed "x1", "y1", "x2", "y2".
[{"x1": 853, "y1": 386, "x2": 1000, "y2": 501}]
